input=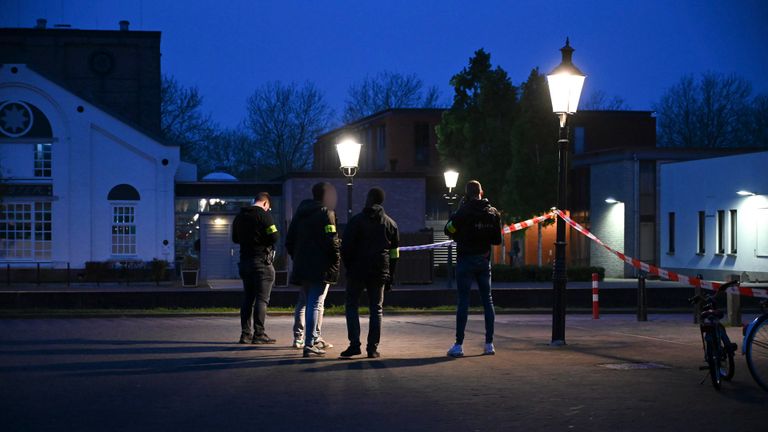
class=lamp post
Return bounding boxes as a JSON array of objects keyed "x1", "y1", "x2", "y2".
[
  {"x1": 336, "y1": 138, "x2": 362, "y2": 223},
  {"x1": 443, "y1": 170, "x2": 459, "y2": 288},
  {"x1": 546, "y1": 38, "x2": 586, "y2": 346}
]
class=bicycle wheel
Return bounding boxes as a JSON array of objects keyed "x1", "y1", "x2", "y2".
[
  {"x1": 718, "y1": 324, "x2": 736, "y2": 381},
  {"x1": 745, "y1": 314, "x2": 768, "y2": 392},
  {"x1": 705, "y1": 333, "x2": 722, "y2": 390}
]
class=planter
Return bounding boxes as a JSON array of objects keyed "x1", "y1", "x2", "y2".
[
  {"x1": 275, "y1": 270, "x2": 289, "y2": 287},
  {"x1": 181, "y1": 269, "x2": 199, "y2": 287}
]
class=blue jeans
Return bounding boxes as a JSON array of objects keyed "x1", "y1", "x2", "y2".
[
  {"x1": 455, "y1": 254, "x2": 495, "y2": 344},
  {"x1": 302, "y1": 282, "x2": 329, "y2": 347},
  {"x1": 293, "y1": 284, "x2": 329, "y2": 341}
]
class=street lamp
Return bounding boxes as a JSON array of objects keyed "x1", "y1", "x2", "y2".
[
  {"x1": 336, "y1": 138, "x2": 362, "y2": 222},
  {"x1": 443, "y1": 170, "x2": 460, "y2": 288},
  {"x1": 546, "y1": 37, "x2": 586, "y2": 346},
  {"x1": 605, "y1": 197, "x2": 622, "y2": 204},
  {"x1": 736, "y1": 190, "x2": 757, "y2": 196}
]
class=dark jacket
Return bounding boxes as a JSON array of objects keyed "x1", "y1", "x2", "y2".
[
  {"x1": 231, "y1": 206, "x2": 279, "y2": 259},
  {"x1": 285, "y1": 199, "x2": 341, "y2": 285},
  {"x1": 444, "y1": 198, "x2": 502, "y2": 257},
  {"x1": 341, "y1": 204, "x2": 399, "y2": 281}
]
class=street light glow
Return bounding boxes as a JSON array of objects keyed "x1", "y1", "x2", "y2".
[
  {"x1": 737, "y1": 190, "x2": 756, "y2": 196},
  {"x1": 605, "y1": 197, "x2": 622, "y2": 204},
  {"x1": 547, "y1": 38, "x2": 586, "y2": 116},
  {"x1": 444, "y1": 170, "x2": 459, "y2": 191},
  {"x1": 336, "y1": 138, "x2": 362, "y2": 169}
]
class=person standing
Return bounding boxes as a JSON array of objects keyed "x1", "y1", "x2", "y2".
[
  {"x1": 285, "y1": 182, "x2": 341, "y2": 357},
  {"x1": 444, "y1": 180, "x2": 502, "y2": 357},
  {"x1": 339, "y1": 187, "x2": 399, "y2": 359},
  {"x1": 232, "y1": 192, "x2": 279, "y2": 344}
]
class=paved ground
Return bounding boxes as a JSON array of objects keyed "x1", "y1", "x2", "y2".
[{"x1": 1, "y1": 314, "x2": 765, "y2": 431}]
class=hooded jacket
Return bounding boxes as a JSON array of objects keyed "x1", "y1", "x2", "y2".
[
  {"x1": 341, "y1": 204, "x2": 400, "y2": 281},
  {"x1": 231, "y1": 206, "x2": 279, "y2": 259},
  {"x1": 285, "y1": 199, "x2": 341, "y2": 285},
  {"x1": 444, "y1": 198, "x2": 502, "y2": 257}
]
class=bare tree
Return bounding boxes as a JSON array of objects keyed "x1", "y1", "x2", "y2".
[
  {"x1": 655, "y1": 73, "x2": 754, "y2": 148},
  {"x1": 581, "y1": 89, "x2": 629, "y2": 110},
  {"x1": 343, "y1": 71, "x2": 442, "y2": 123},
  {"x1": 245, "y1": 81, "x2": 333, "y2": 176},
  {"x1": 197, "y1": 128, "x2": 260, "y2": 179},
  {"x1": 160, "y1": 75, "x2": 218, "y2": 162}
]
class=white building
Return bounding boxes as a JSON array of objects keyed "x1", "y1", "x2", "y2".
[
  {"x1": 660, "y1": 151, "x2": 768, "y2": 281},
  {"x1": 0, "y1": 64, "x2": 179, "y2": 268}
]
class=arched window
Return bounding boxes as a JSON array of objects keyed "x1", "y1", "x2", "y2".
[{"x1": 108, "y1": 184, "x2": 140, "y2": 256}]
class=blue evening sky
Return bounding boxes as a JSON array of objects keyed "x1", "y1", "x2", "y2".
[{"x1": 2, "y1": 0, "x2": 767, "y2": 128}]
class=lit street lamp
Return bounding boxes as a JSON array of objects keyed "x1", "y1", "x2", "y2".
[
  {"x1": 546, "y1": 38, "x2": 586, "y2": 346},
  {"x1": 604, "y1": 197, "x2": 622, "y2": 204},
  {"x1": 336, "y1": 138, "x2": 362, "y2": 223},
  {"x1": 443, "y1": 170, "x2": 460, "y2": 288}
]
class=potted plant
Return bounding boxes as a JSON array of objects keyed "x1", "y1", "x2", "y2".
[{"x1": 181, "y1": 255, "x2": 199, "y2": 287}]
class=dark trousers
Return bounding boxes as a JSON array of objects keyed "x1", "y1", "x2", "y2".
[
  {"x1": 345, "y1": 276, "x2": 385, "y2": 352},
  {"x1": 455, "y1": 254, "x2": 495, "y2": 344},
  {"x1": 239, "y1": 258, "x2": 275, "y2": 336}
]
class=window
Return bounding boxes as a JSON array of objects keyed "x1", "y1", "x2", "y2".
[
  {"x1": 667, "y1": 212, "x2": 675, "y2": 254},
  {"x1": 715, "y1": 210, "x2": 726, "y2": 254},
  {"x1": 34, "y1": 143, "x2": 52, "y2": 177},
  {"x1": 112, "y1": 205, "x2": 137, "y2": 256},
  {"x1": 414, "y1": 122, "x2": 430, "y2": 166},
  {"x1": 0, "y1": 201, "x2": 51, "y2": 261},
  {"x1": 375, "y1": 125, "x2": 386, "y2": 171},
  {"x1": 697, "y1": 211, "x2": 706, "y2": 254},
  {"x1": 729, "y1": 209, "x2": 737, "y2": 254}
]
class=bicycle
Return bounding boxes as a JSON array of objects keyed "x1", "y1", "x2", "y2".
[
  {"x1": 688, "y1": 280, "x2": 738, "y2": 390},
  {"x1": 742, "y1": 287, "x2": 768, "y2": 392}
]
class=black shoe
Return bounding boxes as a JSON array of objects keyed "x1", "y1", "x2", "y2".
[
  {"x1": 252, "y1": 334, "x2": 276, "y2": 344},
  {"x1": 303, "y1": 346, "x2": 326, "y2": 358},
  {"x1": 339, "y1": 346, "x2": 362, "y2": 358},
  {"x1": 238, "y1": 333, "x2": 253, "y2": 344},
  {"x1": 367, "y1": 351, "x2": 381, "y2": 359}
]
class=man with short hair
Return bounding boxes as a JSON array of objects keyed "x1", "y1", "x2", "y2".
[
  {"x1": 444, "y1": 180, "x2": 502, "y2": 357},
  {"x1": 286, "y1": 182, "x2": 341, "y2": 357},
  {"x1": 232, "y1": 192, "x2": 279, "y2": 344},
  {"x1": 340, "y1": 187, "x2": 399, "y2": 359}
]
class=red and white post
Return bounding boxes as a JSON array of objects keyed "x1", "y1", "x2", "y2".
[{"x1": 592, "y1": 273, "x2": 600, "y2": 319}]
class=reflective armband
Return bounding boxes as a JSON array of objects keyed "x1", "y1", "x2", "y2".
[
  {"x1": 324, "y1": 224, "x2": 337, "y2": 233},
  {"x1": 265, "y1": 225, "x2": 278, "y2": 234},
  {"x1": 446, "y1": 221, "x2": 457, "y2": 234},
  {"x1": 389, "y1": 248, "x2": 400, "y2": 259}
]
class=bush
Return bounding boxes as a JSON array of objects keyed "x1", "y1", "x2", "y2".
[{"x1": 491, "y1": 265, "x2": 604, "y2": 282}]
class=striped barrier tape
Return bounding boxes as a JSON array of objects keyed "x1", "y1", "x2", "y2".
[
  {"x1": 553, "y1": 209, "x2": 768, "y2": 299},
  {"x1": 398, "y1": 212, "x2": 555, "y2": 252}
]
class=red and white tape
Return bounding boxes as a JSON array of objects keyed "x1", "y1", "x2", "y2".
[
  {"x1": 502, "y1": 212, "x2": 556, "y2": 234},
  {"x1": 553, "y1": 210, "x2": 768, "y2": 299}
]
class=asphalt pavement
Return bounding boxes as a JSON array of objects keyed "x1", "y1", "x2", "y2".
[{"x1": 1, "y1": 314, "x2": 765, "y2": 431}]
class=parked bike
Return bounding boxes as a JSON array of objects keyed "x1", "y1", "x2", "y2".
[
  {"x1": 742, "y1": 289, "x2": 768, "y2": 392},
  {"x1": 688, "y1": 280, "x2": 738, "y2": 390}
]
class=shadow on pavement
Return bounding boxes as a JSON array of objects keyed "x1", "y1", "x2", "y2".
[{"x1": 302, "y1": 356, "x2": 455, "y2": 372}]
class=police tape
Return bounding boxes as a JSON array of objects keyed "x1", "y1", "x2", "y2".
[
  {"x1": 398, "y1": 212, "x2": 556, "y2": 252},
  {"x1": 553, "y1": 210, "x2": 768, "y2": 299}
]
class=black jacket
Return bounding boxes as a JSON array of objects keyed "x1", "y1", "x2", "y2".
[
  {"x1": 341, "y1": 204, "x2": 399, "y2": 281},
  {"x1": 444, "y1": 198, "x2": 502, "y2": 257},
  {"x1": 285, "y1": 199, "x2": 341, "y2": 285},
  {"x1": 231, "y1": 206, "x2": 279, "y2": 259}
]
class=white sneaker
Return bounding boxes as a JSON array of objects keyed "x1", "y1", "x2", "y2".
[
  {"x1": 447, "y1": 344, "x2": 464, "y2": 358},
  {"x1": 292, "y1": 339, "x2": 305, "y2": 349},
  {"x1": 484, "y1": 343, "x2": 496, "y2": 355}
]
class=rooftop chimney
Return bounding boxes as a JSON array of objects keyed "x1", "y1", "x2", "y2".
[
  {"x1": 35, "y1": 18, "x2": 47, "y2": 29},
  {"x1": 119, "y1": 20, "x2": 130, "y2": 31}
]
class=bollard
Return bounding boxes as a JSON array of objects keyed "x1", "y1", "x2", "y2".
[
  {"x1": 592, "y1": 272, "x2": 599, "y2": 319},
  {"x1": 5, "y1": 263, "x2": 9, "y2": 286},
  {"x1": 66, "y1": 262, "x2": 71, "y2": 287},
  {"x1": 36, "y1": 262, "x2": 41, "y2": 286},
  {"x1": 637, "y1": 273, "x2": 648, "y2": 322}
]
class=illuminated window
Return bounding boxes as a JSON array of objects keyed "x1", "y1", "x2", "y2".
[
  {"x1": 34, "y1": 143, "x2": 52, "y2": 177},
  {"x1": 0, "y1": 202, "x2": 51, "y2": 261},
  {"x1": 111, "y1": 205, "x2": 136, "y2": 256}
]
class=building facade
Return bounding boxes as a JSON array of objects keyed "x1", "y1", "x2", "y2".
[
  {"x1": 0, "y1": 25, "x2": 178, "y2": 269},
  {"x1": 660, "y1": 151, "x2": 768, "y2": 281}
]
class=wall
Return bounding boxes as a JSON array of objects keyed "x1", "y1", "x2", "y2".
[
  {"x1": 660, "y1": 151, "x2": 768, "y2": 281},
  {"x1": 283, "y1": 176, "x2": 426, "y2": 233}
]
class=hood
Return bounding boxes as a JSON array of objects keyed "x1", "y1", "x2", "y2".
[
  {"x1": 239, "y1": 205, "x2": 261, "y2": 216},
  {"x1": 295, "y1": 199, "x2": 324, "y2": 220},
  {"x1": 464, "y1": 198, "x2": 492, "y2": 214},
  {"x1": 363, "y1": 204, "x2": 385, "y2": 221}
]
